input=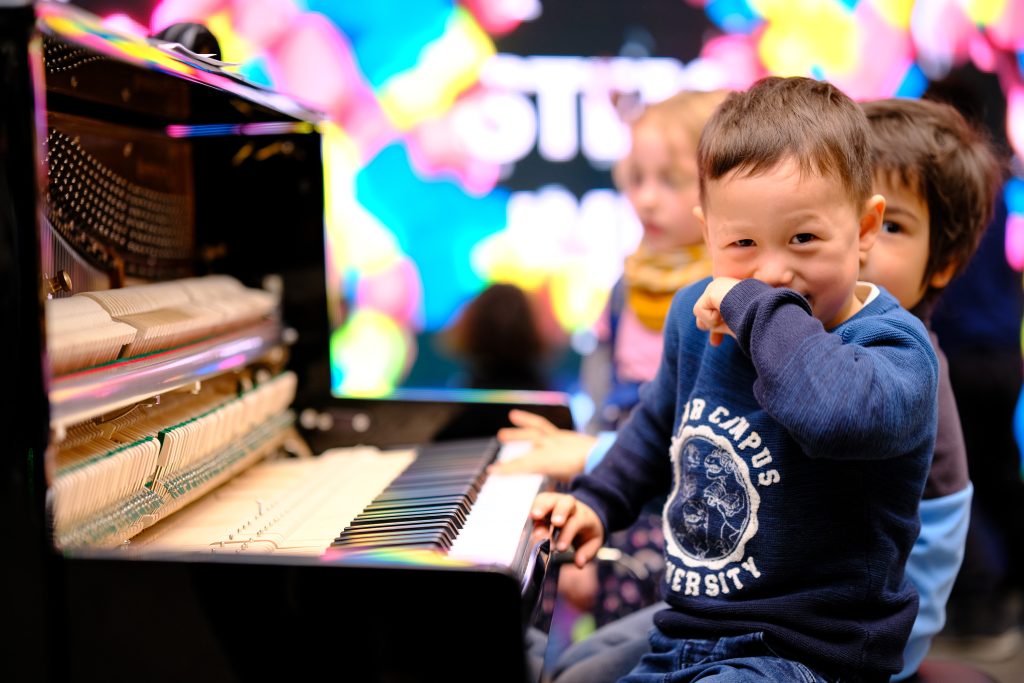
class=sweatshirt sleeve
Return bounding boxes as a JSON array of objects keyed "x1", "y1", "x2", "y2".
[
  {"x1": 892, "y1": 484, "x2": 972, "y2": 681},
  {"x1": 719, "y1": 279, "x2": 938, "y2": 460}
]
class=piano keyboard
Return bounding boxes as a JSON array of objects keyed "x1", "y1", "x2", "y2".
[
  {"x1": 332, "y1": 439, "x2": 500, "y2": 552},
  {"x1": 128, "y1": 439, "x2": 546, "y2": 571}
]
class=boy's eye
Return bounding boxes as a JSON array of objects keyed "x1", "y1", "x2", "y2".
[
  {"x1": 733, "y1": 239, "x2": 756, "y2": 248},
  {"x1": 881, "y1": 221, "x2": 903, "y2": 235},
  {"x1": 790, "y1": 233, "x2": 816, "y2": 245}
]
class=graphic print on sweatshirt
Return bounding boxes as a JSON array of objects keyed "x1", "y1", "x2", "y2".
[{"x1": 661, "y1": 399, "x2": 778, "y2": 596}]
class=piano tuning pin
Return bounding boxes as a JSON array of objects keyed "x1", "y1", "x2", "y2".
[
  {"x1": 262, "y1": 274, "x2": 283, "y2": 296},
  {"x1": 351, "y1": 413, "x2": 370, "y2": 433},
  {"x1": 299, "y1": 408, "x2": 318, "y2": 430},
  {"x1": 46, "y1": 270, "x2": 73, "y2": 295},
  {"x1": 316, "y1": 412, "x2": 334, "y2": 432}
]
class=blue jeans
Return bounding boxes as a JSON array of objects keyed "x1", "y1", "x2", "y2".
[
  {"x1": 551, "y1": 603, "x2": 659, "y2": 683},
  {"x1": 619, "y1": 628, "x2": 833, "y2": 683}
]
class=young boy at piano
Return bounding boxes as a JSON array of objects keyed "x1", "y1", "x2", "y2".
[
  {"x1": 529, "y1": 76, "x2": 940, "y2": 683},
  {"x1": 527, "y1": 95, "x2": 1003, "y2": 683}
]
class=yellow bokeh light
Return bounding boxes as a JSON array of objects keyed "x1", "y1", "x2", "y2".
[
  {"x1": 867, "y1": 0, "x2": 914, "y2": 28},
  {"x1": 331, "y1": 310, "x2": 409, "y2": 396},
  {"x1": 960, "y1": 0, "x2": 1008, "y2": 25},
  {"x1": 470, "y1": 232, "x2": 550, "y2": 291},
  {"x1": 755, "y1": 0, "x2": 859, "y2": 77},
  {"x1": 205, "y1": 12, "x2": 257, "y2": 67},
  {"x1": 548, "y1": 261, "x2": 612, "y2": 332},
  {"x1": 322, "y1": 125, "x2": 403, "y2": 274},
  {"x1": 378, "y1": 8, "x2": 495, "y2": 130}
]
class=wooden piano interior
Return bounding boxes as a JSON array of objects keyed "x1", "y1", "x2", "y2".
[{"x1": 1, "y1": 4, "x2": 571, "y2": 681}]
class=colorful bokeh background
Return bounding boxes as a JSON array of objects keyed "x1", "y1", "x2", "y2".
[{"x1": 83, "y1": 0, "x2": 1024, "y2": 413}]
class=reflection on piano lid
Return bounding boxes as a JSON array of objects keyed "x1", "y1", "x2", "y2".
[{"x1": 35, "y1": 3, "x2": 322, "y2": 124}]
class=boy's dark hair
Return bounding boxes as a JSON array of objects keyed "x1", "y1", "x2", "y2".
[
  {"x1": 862, "y1": 97, "x2": 1004, "y2": 306},
  {"x1": 698, "y1": 76, "x2": 872, "y2": 207}
]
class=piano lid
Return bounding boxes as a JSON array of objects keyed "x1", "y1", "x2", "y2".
[{"x1": 36, "y1": 2, "x2": 324, "y2": 127}]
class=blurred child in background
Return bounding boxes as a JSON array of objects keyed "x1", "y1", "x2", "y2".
[
  {"x1": 586, "y1": 89, "x2": 727, "y2": 433},
  {"x1": 496, "y1": 89, "x2": 729, "y2": 655}
]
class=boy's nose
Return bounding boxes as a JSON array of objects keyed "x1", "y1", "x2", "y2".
[{"x1": 754, "y1": 259, "x2": 795, "y2": 287}]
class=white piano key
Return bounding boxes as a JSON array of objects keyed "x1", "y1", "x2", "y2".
[{"x1": 447, "y1": 441, "x2": 545, "y2": 568}]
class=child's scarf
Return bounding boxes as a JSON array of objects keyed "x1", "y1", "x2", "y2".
[{"x1": 623, "y1": 244, "x2": 712, "y2": 331}]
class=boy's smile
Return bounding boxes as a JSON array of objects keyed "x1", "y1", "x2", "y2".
[{"x1": 698, "y1": 159, "x2": 884, "y2": 330}]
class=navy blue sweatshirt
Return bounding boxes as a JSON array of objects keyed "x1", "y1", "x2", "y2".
[{"x1": 571, "y1": 278, "x2": 938, "y2": 681}]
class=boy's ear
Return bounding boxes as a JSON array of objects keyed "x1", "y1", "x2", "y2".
[
  {"x1": 694, "y1": 205, "x2": 708, "y2": 243},
  {"x1": 929, "y1": 259, "x2": 959, "y2": 290},
  {"x1": 858, "y1": 194, "x2": 885, "y2": 256}
]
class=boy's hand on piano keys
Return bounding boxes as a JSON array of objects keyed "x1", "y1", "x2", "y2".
[
  {"x1": 529, "y1": 492, "x2": 604, "y2": 568},
  {"x1": 491, "y1": 409, "x2": 593, "y2": 482}
]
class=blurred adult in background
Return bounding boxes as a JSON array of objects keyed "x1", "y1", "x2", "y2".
[
  {"x1": 445, "y1": 282, "x2": 553, "y2": 391},
  {"x1": 927, "y1": 67, "x2": 1024, "y2": 653}
]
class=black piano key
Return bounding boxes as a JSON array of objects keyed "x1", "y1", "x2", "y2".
[
  {"x1": 333, "y1": 530, "x2": 453, "y2": 551},
  {"x1": 350, "y1": 510, "x2": 467, "y2": 527},
  {"x1": 343, "y1": 518, "x2": 460, "y2": 535},
  {"x1": 329, "y1": 438, "x2": 499, "y2": 554}
]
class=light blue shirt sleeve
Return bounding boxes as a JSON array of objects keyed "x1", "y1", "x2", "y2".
[
  {"x1": 584, "y1": 431, "x2": 618, "y2": 474},
  {"x1": 892, "y1": 483, "x2": 973, "y2": 681}
]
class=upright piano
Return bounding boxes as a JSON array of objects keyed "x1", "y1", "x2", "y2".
[{"x1": 1, "y1": 3, "x2": 572, "y2": 680}]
